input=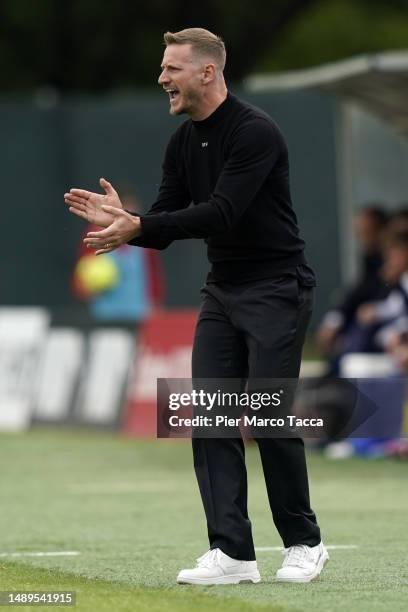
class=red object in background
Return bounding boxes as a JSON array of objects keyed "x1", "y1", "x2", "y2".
[
  {"x1": 123, "y1": 310, "x2": 198, "y2": 437},
  {"x1": 144, "y1": 249, "x2": 165, "y2": 309}
]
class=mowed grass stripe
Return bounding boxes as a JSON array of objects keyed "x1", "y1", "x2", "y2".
[{"x1": 0, "y1": 563, "x2": 287, "y2": 612}]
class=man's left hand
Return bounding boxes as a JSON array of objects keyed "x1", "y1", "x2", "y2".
[{"x1": 84, "y1": 205, "x2": 142, "y2": 255}]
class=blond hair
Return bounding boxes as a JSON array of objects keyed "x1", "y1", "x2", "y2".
[{"x1": 163, "y1": 28, "x2": 226, "y2": 71}]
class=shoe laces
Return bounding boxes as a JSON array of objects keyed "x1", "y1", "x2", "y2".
[
  {"x1": 282, "y1": 545, "x2": 310, "y2": 567},
  {"x1": 196, "y1": 549, "x2": 221, "y2": 568}
]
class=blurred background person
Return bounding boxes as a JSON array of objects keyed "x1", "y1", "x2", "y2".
[
  {"x1": 341, "y1": 229, "x2": 408, "y2": 458},
  {"x1": 72, "y1": 185, "x2": 165, "y2": 329},
  {"x1": 386, "y1": 206, "x2": 408, "y2": 234},
  {"x1": 316, "y1": 205, "x2": 389, "y2": 373},
  {"x1": 308, "y1": 228, "x2": 408, "y2": 459},
  {"x1": 358, "y1": 229, "x2": 408, "y2": 353}
]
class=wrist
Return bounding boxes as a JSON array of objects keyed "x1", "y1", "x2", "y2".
[{"x1": 129, "y1": 215, "x2": 142, "y2": 239}]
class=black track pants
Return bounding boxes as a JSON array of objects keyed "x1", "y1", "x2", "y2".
[{"x1": 191, "y1": 271, "x2": 321, "y2": 561}]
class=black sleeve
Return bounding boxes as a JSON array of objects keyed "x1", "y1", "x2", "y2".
[
  {"x1": 128, "y1": 131, "x2": 191, "y2": 250},
  {"x1": 137, "y1": 118, "x2": 281, "y2": 242}
]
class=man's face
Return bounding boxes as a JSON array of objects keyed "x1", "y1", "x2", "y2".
[
  {"x1": 158, "y1": 44, "x2": 204, "y2": 116},
  {"x1": 382, "y1": 244, "x2": 408, "y2": 283},
  {"x1": 354, "y1": 212, "x2": 382, "y2": 252}
]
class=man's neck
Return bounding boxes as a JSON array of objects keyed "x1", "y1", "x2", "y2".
[{"x1": 189, "y1": 87, "x2": 228, "y2": 121}]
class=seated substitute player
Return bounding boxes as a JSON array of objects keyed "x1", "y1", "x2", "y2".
[{"x1": 65, "y1": 28, "x2": 328, "y2": 585}]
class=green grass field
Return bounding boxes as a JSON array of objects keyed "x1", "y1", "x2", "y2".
[{"x1": 0, "y1": 429, "x2": 407, "y2": 612}]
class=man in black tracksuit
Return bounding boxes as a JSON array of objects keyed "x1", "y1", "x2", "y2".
[{"x1": 65, "y1": 27, "x2": 328, "y2": 585}]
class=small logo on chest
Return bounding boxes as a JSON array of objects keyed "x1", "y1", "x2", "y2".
[{"x1": 201, "y1": 141, "x2": 208, "y2": 147}]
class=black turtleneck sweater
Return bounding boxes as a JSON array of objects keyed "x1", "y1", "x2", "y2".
[{"x1": 130, "y1": 92, "x2": 313, "y2": 283}]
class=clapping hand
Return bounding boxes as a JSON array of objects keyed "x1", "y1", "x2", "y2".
[
  {"x1": 64, "y1": 178, "x2": 123, "y2": 227},
  {"x1": 83, "y1": 205, "x2": 142, "y2": 255}
]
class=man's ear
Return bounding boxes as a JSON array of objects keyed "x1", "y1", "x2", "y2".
[{"x1": 202, "y1": 63, "x2": 216, "y2": 84}]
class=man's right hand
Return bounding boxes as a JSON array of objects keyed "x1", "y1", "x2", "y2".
[{"x1": 64, "y1": 178, "x2": 123, "y2": 227}]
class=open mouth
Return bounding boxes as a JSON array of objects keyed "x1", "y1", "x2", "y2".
[{"x1": 166, "y1": 89, "x2": 180, "y2": 103}]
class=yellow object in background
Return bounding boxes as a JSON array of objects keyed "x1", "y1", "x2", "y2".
[{"x1": 75, "y1": 255, "x2": 119, "y2": 294}]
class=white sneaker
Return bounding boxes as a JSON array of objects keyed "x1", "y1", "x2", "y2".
[
  {"x1": 177, "y1": 548, "x2": 261, "y2": 585},
  {"x1": 276, "y1": 542, "x2": 329, "y2": 583}
]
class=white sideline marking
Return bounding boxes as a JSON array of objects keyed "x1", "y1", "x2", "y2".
[
  {"x1": 0, "y1": 551, "x2": 80, "y2": 558},
  {"x1": 256, "y1": 545, "x2": 358, "y2": 552}
]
